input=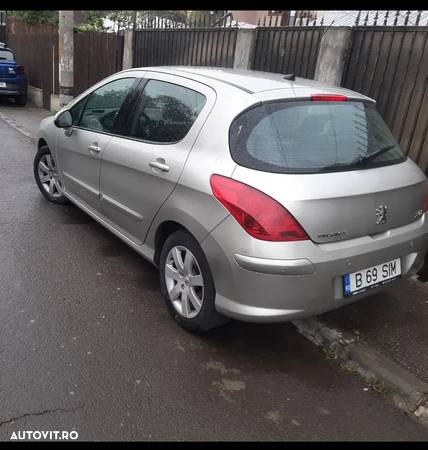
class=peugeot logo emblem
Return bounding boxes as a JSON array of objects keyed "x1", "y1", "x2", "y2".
[{"x1": 376, "y1": 205, "x2": 388, "y2": 224}]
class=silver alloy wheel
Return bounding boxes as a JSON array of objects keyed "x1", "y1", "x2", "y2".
[
  {"x1": 38, "y1": 154, "x2": 63, "y2": 198},
  {"x1": 165, "y1": 245, "x2": 204, "y2": 319}
]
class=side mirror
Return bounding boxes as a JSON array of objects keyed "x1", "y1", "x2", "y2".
[{"x1": 54, "y1": 110, "x2": 73, "y2": 129}]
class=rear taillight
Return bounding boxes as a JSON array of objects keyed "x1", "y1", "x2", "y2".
[
  {"x1": 210, "y1": 174, "x2": 309, "y2": 242},
  {"x1": 16, "y1": 65, "x2": 25, "y2": 74},
  {"x1": 311, "y1": 94, "x2": 348, "y2": 102}
]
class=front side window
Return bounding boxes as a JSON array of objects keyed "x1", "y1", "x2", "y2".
[
  {"x1": 69, "y1": 98, "x2": 86, "y2": 126},
  {"x1": 78, "y1": 78, "x2": 135, "y2": 133},
  {"x1": 128, "y1": 79, "x2": 207, "y2": 143},
  {"x1": 0, "y1": 49, "x2": 14, "y2": 61},
  {"x1": 229, "y1": 100, "x2": 405, "y2": 174}
]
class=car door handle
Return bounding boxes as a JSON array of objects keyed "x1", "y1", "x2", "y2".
[
  {"x1": 88, "y1": 144, "x2": 101, "y2": 154},
  {"x1": 149, "y1": 160, "x2": 170, "y2": 173}
]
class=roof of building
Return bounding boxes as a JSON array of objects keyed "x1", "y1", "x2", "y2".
[{"x1": 314, "y1": 10, "x2": 428, "y2": 27}]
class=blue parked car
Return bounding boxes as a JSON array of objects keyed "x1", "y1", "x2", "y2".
[{"x1": 0, "y1": 42, "x2": 27, "y2": 105}]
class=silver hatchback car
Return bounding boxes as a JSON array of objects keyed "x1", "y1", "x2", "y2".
[{"x1": 34, "y1": 66, "x2": 428, "y2": 332}]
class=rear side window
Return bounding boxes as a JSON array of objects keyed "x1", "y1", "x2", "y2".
[
  {"x1": 0, "y1": 49, "x2": 14, "y2": 61},
  {"x1": 229, "y1": 100, "x2": 405, "y2": 174},
  {"x1": 128, "y1": 79, "x2": 206, "y2": 143}
]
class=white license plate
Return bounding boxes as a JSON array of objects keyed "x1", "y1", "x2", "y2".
[
  {"x1": 343, "y1": 258, "x2": 401, "y2": 296},
  {"x1": 0, "y1": 82, "x2": 6, "y2": 88}
]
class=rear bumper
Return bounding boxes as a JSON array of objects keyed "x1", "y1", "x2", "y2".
[
  {"x1": 201, "y1": 214, "x2": 428, "y2": 322},
  {"x1": 0, "y1": 80, "x2": 27, "y2": 96},
  {"x1": 0, "y1": 89, "x2": 25, "y2": 96}
]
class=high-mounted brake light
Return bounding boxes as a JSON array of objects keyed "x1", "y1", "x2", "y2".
[
  {"x1": 210, "y1": 174, "x2": 309, "y2": 242},
  {"x1": 311, "y1": 94, "x2": 348, "y2": 102}
]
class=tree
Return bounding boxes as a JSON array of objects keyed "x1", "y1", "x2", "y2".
[
  {"x1": 8, "y1": 10, "x2": 58, "y2": 25},
  {"x1": 150, "y1": 10, "x2": 188, "y2": 23},
  {"x1": 10, "y1": 10, "x2": 111, "y2": 32},
  {"x1": 104, "y1": 11, "x2": 136, "y2": 32},
  {"x1": 186, "y1": 10, "x2": 227, "y2": 26},
  {"x1": 74, "y1": 11, "x2": 106, "y2": 32}
]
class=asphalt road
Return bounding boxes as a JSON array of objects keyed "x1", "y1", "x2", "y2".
[{"x1": 1, "y1": 118, "x2": 428, "y2": 441}]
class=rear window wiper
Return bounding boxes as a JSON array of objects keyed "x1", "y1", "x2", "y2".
[
  {"x1": 319, "y1": 144, "x2": 397, "y2": 172},
  {"x1": 359, "y1": 144, "x2": 397, "y2": 163},
  {"x1": 320, "y1": 158, "x2": 367, "y2": 172}
]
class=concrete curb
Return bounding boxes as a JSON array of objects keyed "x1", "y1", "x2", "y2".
[
  {"x1": 0, "y1": 111, "x2": 36, "y2": 142},
  {"x1": 293, "y1": 317, "x2": 428, "y2": 427}
]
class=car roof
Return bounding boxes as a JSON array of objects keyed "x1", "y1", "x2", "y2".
[{"x1": 123, "y1": 66, "x2": 373, "y2": 102}]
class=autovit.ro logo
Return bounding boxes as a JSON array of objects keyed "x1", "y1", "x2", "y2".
[{"x1": 10, "y1": 430, "x2": 78, "y2": 441}]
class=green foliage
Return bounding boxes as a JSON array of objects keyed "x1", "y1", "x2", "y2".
[
  {"x1": 100, "y1": 11, "x2": 224, "y2": 31},
  {"x1": 367, "y1": 378, "x2": 387, "y2": 394},
  {"x1": 8, "y1": 10, "x2": 58, "y2": 25},
  {"x1": 75, "y1": 11, "x2": 106, "y2": 32},
  {"x1": 340, "y1": 360, "x2": 360, "y2": 373},
  {"x1": 150, "y1": 10, "x2": 188, "y2": 23},
  {"x1": 186, "y1": 10, "x2": 220, "y2": 23},
  {"x1": 7, "y1": 10, "x2": 227, "y2": 30},
  {"x1": 6, "y1": 10, "x2": 229, "y2": 33},
  {"x1": 105, "y1": 11, "x2": 136, "y2": 31},
  {"x1": 99, "y1": 11, "x2": 183, "y2": 32},
  {"x1": 322, "y1": 343, "x2": 339, "y2": 360}
]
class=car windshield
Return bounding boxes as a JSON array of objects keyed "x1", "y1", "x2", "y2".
[
  {"x1": 0, "y1": 49, "x2": 15, "y2": 61},
  {"x1": 229, "y1": 100, "x2": 405, "y2": 174}
]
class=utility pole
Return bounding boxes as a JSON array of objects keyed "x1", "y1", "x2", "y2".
[{"x1": 58, "y1": 11, "x2": 74, "y2": 109}]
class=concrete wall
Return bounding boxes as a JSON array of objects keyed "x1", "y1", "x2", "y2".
[
  {"x1": 25, "y1": 23, "x2": 355, "y2": 114},
  {"x1": 234, "y1": 25, "x2": 353, "y2": 85},
  {"x1": 58, "y1": 11, "x2": 74, "y2": 108},
  {"x1": 50, "y1": 94, "x2": 60, "y2": 113},
  {"x1": 28, "y1": 86, "x2": 43, "y2": 108},
  {"x1": 233, "y1": 29, "x2": 256, "y2": 70},
  {"x1": 314, "y1": 27, "x2": 353, "y2": 87},
  {"x1": 122, "y1": 30, "x2": 134, "y2": 70}
]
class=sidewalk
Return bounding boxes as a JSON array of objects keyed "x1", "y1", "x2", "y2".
[
  {"x1": 0, "y1": 98, "x2": 52, "y2": 139},
  {"x1": 320, "y1": 278, "x2": 428, "y2": 385}
]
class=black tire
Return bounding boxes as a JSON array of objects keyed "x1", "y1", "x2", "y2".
[
  {"x1": 34, "y1": 145, "x2": 69, "y2": 205},
  {"x1": 15, "y1": 93, "x2": 27, "y2": 106},
  {"x1": 159, "y1": 230, "x2": 229, "y2": 333}
]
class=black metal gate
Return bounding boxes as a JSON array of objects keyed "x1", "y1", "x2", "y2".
[
  {"x1": 133, "y1": 28, "x2": 238, "y2": 68},
  {"x1": 251, "y1": 26, "x2": 324, "y2": 78}
]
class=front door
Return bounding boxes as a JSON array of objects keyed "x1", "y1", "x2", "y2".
[
  {"x1": 55, "y1": 76, "x2": 138, "y2": 212},
  {"x1": 99, "y1": 74, "x2": 215, "y2": 244}
]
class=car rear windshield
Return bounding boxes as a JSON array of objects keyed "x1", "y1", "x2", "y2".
[
  {"x1": 229, "y1": 100, "x2": 405, "y2": 174},
  {"x1": 0, "y1": 49, "x2": 15, "y2": 61}
]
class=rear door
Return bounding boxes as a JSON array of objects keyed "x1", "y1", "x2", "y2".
[
  {"x1": 229, "y1": 98, "x2": 427, "y2": 243},
  {"x1": 99, "y1": 72, "x2": 216, "y2": 245},
  {"x1": 56, "y1": 76, "x2": 139, "y2": 212}
]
